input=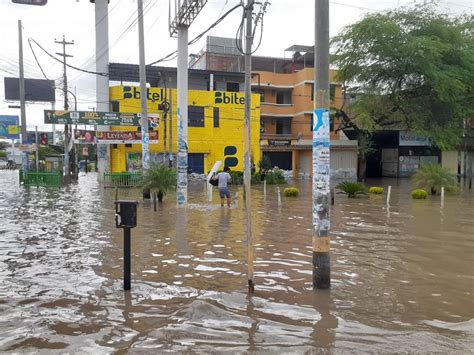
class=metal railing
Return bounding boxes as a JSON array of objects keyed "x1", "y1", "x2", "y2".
[
  {"x1": 103, "y1": 172, "x2": 142, "y2": 188},
  {"x1": 19, "y1": 170, "x2": 62, "y2": 187}
]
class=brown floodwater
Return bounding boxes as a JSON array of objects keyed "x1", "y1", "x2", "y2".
[{"x1": 0, "y1": 171, "x2": 473, "y2": 352}]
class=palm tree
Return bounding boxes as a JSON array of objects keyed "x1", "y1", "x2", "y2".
[
  {"x1": 336, "y1": 181, "x2": 367, "y2": 198},
  {"x1": 412, "y1": 164, "x2": 458, "y2": 195},
  {"x1": 139, "y1": 164, "x2": 176, "y2": 203}
]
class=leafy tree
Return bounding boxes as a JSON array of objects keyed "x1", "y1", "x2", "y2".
[{"x1": 332, "y1": 5, "x2": 473, "y2": 150}]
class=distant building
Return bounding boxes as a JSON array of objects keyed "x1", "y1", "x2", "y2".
[{"x1": 190, "y1": 37, "x2": 358, "y2": 180}]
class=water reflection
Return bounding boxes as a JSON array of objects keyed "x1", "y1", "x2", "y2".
[{"x1": 0, "y1": 171, "x2": 472, "y2": 352}]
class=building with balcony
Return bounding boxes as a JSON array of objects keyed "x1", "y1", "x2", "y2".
[{"x1": 190, "y1": 38, "x2": 358, "y2": 179}]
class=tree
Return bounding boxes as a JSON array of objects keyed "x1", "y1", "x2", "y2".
[
  {"x1": 412, "y1": 163, "x2": 458, "y2": 194},
  {"x1": 139, "y1": 164, "x2": 176, "y2": 203},
  {"x1": 332, "y1": 5, "x2": 474, "y2": 150}
]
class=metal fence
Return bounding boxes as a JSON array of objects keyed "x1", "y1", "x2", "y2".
[
  {"x1": 103, "y1": 172, "x2": 142, "y2": 188},
  {"x1": 19, "y1": 170, "x2": 62, "y2": 187}
]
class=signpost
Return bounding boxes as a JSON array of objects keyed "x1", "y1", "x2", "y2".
[{"x1": 44, "y1": 110, "x2": 147, "y2": 126}]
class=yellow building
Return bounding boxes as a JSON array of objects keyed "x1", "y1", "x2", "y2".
[{"x1": 109, "y1": 86, "x2": 261, "y2": 174}]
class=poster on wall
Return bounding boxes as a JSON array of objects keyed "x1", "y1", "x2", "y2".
[{"x1": 399, "y1": 131, "x2": 431, "y2": 146}]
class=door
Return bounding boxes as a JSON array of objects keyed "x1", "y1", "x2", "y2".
[{"x1": 188, "y1": 153, "x2": 204, "y2": 174}]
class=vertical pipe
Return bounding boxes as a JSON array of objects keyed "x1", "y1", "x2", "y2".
[
  {"x1": 35, "y1": 126, "x2": 39, "y2": 172},
  {"x1": 18, "y1": 20, "x2": 27, "y2": 144},
  {"x1": 277, "y1": 186, "x2": 281, "y2": 207},
  {"x1": 263, "y1": 179, "x2": 266, "y2": 199},
  {"x1": 244, "y1": 0, "x2": 254, "y2": 293},
  {"x1": 441, "y1": 186, "x2": 445, "y2": 207},
  {"x1": 386, "y1": 185, "x2": 392, "y2": 206},
  {"x1": 138, "y1": 0, "x2": 150, "y2": 171},
  {"x1": 95, "y1": 0, "x2": 110, "y2": 178},
  {"x1": 177, "y1": 26, "x2": 188, "y2": 205},
  {"x1": 313, "y1": 0, "x2": 331, "y2": 289},
  {"x1": 124, "y1": 227, "x2": 131, "y2": 290}
]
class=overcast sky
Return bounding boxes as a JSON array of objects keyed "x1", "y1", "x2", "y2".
[{"x1": 0, "y1": 0, "x2": 472, "y2": 130}]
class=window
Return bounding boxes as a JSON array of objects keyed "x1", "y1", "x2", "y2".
[
  {"x1": 188, "y1": 106, "x2": 205, "y2": 127},
  {"x1": 111, "y1": 100, "x2": 120, "y2": 112},
  {"x1": 310, "y1": 83, "x2": 314, "y2": 101},
  {"x1": 213, "y1": 107, "x2": 219, "y2": 128},
  {"x1": 276, "y1": 90, "x2": 292, "y2": 104},
  {"x1": 276, "y1": 118, "x2": 291, "y2": 134},
  {"x1": 226, "y1": 82, "x2": 240, "y2": 92},
  {"x1": 252, "y1": 89, "x2": 265, "y2": 103},
  {"x1": 330, "y1": 84, "x2": 336, "y2": 101}
]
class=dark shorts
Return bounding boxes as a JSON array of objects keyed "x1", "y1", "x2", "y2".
[{"x1": 219, "y1": 187, "x2": 230, "y2": 198}]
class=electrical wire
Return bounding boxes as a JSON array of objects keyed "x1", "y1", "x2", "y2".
[
  {"x1": 28, "y1": 38, "x2": 109, "y2": 77},
  {"x1": 148, "y1": 2, "x2": 244, "y2": 66}
]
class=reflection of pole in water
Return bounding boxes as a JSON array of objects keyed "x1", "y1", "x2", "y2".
[
  {"x1": 310, "y1": 289, "x2": 337, "y2": 348},
  {"x1": 246, "y1": 294, "x2": 258, "y2": 351},
  {"x1": 175, "y1": 208, "x2": 189, "y2": 256}
]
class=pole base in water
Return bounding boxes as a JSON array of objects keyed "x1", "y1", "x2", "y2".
[
  {"x1": 313, "y1": 252, "x2": 330, "y2": 289},
  {"x1": 248, "y1": 279, "x2": 255, "y2": 293}
]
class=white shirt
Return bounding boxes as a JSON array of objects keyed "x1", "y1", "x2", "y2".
[{"x1": 217, "y1": 172, "x2": 231, "y2": 188}]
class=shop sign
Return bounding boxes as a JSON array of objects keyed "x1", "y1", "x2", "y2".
[
  {"x1": 44, "y1": 110, "x2": 159, "y2": 126},
  {"x1": 399, "y1": 131, "x2": 431, "y2": 146},
  {"x1": 268, "y1": 139, "x2": 291, "y2": 146},
  {"x1": 74, "y1": 129, "x2": 159, "y2": 144}
]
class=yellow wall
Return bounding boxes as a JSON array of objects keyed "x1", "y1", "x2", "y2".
[{"x1": 109, "y1": 86, "x2": 261, "y2": 173}]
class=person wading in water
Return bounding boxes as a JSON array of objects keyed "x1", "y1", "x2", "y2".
[{"x1": 217, "y1": 166, "x2": 232, "y2": 207}]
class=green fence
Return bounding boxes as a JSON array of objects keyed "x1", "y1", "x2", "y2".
[
  {"x1": 103, "y1": 172, "x2": 142, "y2": 188},
  {"x1": 19, "y1": 170, "x2": 62, "y2": 187}
]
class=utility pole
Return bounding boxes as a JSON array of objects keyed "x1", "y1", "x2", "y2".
[
  {"x1": 18, "y1": 20, "x2": 27, "y2": 144},
  {"x1": 244, "y1": 0, "x2": 254, "y2": 292},
  {"x1": 313, "y1": 0, "x2": 331, "y2": 289},
  {"x1": 55, "y1": 35, "x2": 74, "y2": 178},
  {"x1": 137, "y1": 0, "x2": 149, "y2": 171},
  {"x1": 93, "y1": 0, "x2": 110, "y2": 179},
  {"x1": 168, "y1": 78, "x2": 173, "y2": 168}
]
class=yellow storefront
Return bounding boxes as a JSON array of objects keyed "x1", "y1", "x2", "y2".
[{"x1": 109, "y1": 86, "x2": 261, "y2": 174}]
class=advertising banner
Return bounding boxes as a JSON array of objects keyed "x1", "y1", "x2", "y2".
[
  {"x1": 44, "y1": 110, "x2": 159, "y2": 127},
  {"x1": 74, "y1": 130, "x2": 159, "y2": 144},
  {"x1": 0, "y1": 115, "x2": 19, "y2": 139}
]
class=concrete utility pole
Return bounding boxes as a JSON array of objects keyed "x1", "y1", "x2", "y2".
[
  {"x1": 176, "y1": 25, "x2": 188, "y2": 205},
  {"x1": 168, "y1": 78, "x2": 173, "y2": 168},
  {"x1": 244, "y1": 0, "x2": 254, "y2": 292},
  {"x1": 18, "y1": 20, "x2": 27, "y2": 144},
  {"x1": 169, "y1": 0, "x2": 208, "y2": 205},
  {"x1": 313, "y1": 0, "x2": 331, "y2": 289},
  {"x1": 93, "y1": 0, "x2": 110, "y2": 178},
  {"x1": 55, "y1": 35, "x2": 74, "y2": 178},
  {"x1": 137, "y1": 0, "x2": 150, "y2": 170}
]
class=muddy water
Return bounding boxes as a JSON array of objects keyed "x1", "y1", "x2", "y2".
[{"x1": 0, "y1": 171, "x2": 472, "y2": 352}]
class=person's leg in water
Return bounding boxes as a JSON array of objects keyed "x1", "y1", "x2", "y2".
[
  {"x1": 219, "y1": 188, "x2": 225, "y2": 207},
  {"x1": 225, "y1": 187, "x2": 231, "y2": 207}
]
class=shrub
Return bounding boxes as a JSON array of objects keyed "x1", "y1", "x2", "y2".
[
  {"x1": 369, "y1": 186, "x2": 384, "y2": 194},
  {"x1": 228, "y1": 170, "x2": 244, "y2": 185},
  {"x1": 411, "y1": 189, "x2": 428, "y2": 199},
  {"x1": 336, "y1": 181, "x2": 366, "y2": 198},
  {"x1": 140, "y1": 164, "x2": 176, "y2": 202},
  {"x1": 412, "y1": 164, "x2": 458, "y2": 195},
  {"x1": 284, "y1": 187, "x2": 299, "y2": 197},
  {"x1": 265, "y1": 170, "x2": 286, "y2": 185}
]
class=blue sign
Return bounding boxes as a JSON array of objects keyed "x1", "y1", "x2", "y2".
[{"x1": 0, "y1": 115, "x2": 19, "y2": 139}]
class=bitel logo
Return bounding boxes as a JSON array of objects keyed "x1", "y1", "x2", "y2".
[{"x1": 214, "y1": 92, "x2": 245, "y2": 105}]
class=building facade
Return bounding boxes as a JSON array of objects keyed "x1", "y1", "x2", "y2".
[
  {"x1": 190, "y1": 38, "x2": 358, "y2": 180},
  {"x1": 108, "y1": 85, "x2": 260, "y2": 174}
]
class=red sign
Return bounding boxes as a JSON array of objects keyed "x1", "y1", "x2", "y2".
[{"x1": 74, "y1": 130, "x2": 159, "y2": 144}]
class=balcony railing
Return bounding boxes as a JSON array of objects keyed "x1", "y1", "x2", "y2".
[{"x1": 261, "y1": 133, "x2": 298, "y2": 141}]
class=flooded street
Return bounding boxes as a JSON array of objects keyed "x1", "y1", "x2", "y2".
[{"x1": 0, "y1": 171, "x2": 473, "y2": 352}]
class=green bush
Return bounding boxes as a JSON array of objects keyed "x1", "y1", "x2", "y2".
[
  {"x1": 140, "y1": 164, "x2": 176, "y2": 202},
  {"x1": 412, "y1": 164, "x2": 458, "y2": 195},
  {"x1": 369, "y1": 186, "x2": 384, "y2": 194},
  {"x1": 411, "y1": 189, "x2": 428, "y2": 199},
  {"x1": 336, "y1": 181, "x2": 366, "y2": 198},
  {"x1": 284, "y1": 187, "x2": 299, "y2": 197},
  {"x1": 265, "y1": 170, "x2": 286, "y2": 184},
  {"x1": 0, "y1": 151, "x2": 7, "y2": 158}
]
